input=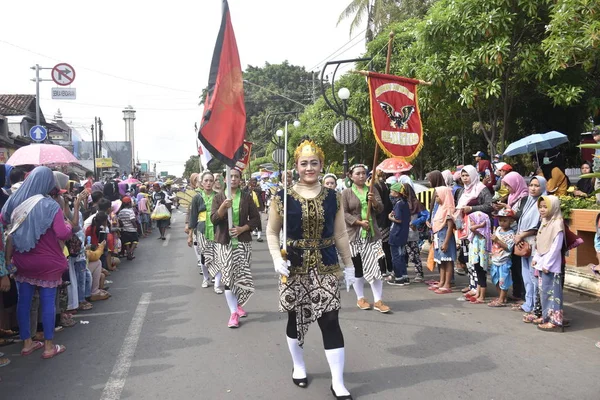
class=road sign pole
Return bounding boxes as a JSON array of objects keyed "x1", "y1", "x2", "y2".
[{"x1": 35, "y1": 64, "x2": 40, "y2": 127}]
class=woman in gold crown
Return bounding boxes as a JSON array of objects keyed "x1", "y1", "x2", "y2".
[
  {"x1": 342, "y1": 164, "x2": 390, "y2": 313},
  {"x1": 267, "y1": 138, "x2": 355, "y2": 400}
]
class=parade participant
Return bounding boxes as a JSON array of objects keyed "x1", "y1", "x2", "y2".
[
  {"x1": 246, "y1": 177, "x2": 265, "y2": 242},
  {"x1": 533, "y1": 196, "x2": 565, "y2": 332},
  {"x1": 267, "y1": 138, "x2": 355, "y2": 399},
  {"x1": 387, "y1": 182, "x2": 410, "y2": 285},
  {"x1": 211, "y1": 168, "x2": 260, "y2": 328},
  {"x1": 342, "y1": 164, "x2": 390, "y2": 313},
  {"x1": 188, "y1": 171, "x2": 222, "y2": 293},
  {"x1": 323, "y1": 173, "x2": 338, "y2": 190}
]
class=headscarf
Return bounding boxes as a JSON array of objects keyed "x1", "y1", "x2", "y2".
[
  {"x1": 1, "y1": 166, "x2": 61, "y2": 252},
  {"x1": 118, "y1": 181, "x2": 128, "y2": 197},
  {"x1": 468, "y1": 211, "x2": 492, "y2": 252},
  {"x1": 441, "y1": 170, "x2": 454, "y2": 187},
  {"x1": 517, "y1": 176, "x2": 547, "y2": 232},
  {"x1": 91, "y1": 181, "x2": 104, "y2": 193},
  {"x1": 190, "y1": 173, "x2": 199, "y2": 189},
  {"x1": 427, "y1": 170, "x2": 444, "y2": 188},
  {"x1": 53, "y1": 171, "x2": 69, "y2": 192},
  {"x1": 536, "y1": 195, "x2": 564, "y2": 255},
  {"x1": 502, "y1": 171, "x2": 529, "y2": 207},
  {"x1": 432, "y1": 186, "x2": 455, "y2": 233},
  {"x1": 103, "y1": 180, "x2": 120, "y2": 201},
  {"x1": 398, "y1": 174, "x2": 414, "y2": 189},
  {"x1": 457, "y1": 165, "x2": 486, "y2": 208},
  {"x1": 577, "y1": 161, "x2": 594, "y2": 194},
  {"x1": 323, "y1": 173, "x2": 337, "y2": 184},
  {"x1": 401, "y1": 183, "x2": 425, "y2": 215}
]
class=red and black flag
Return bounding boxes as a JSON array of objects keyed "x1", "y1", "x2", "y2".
[{"x1": 198, "y1": 0, "x2": 246, "y2": 168}]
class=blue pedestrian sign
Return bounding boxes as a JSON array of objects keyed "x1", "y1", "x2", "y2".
[{"x1": 29, "y1": 125, "x2": 47, "y2": 142}]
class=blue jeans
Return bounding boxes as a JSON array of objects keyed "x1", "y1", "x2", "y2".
[
  {"x1": 16, "y1": 281, "x2": 57, "y2": 341},
  {"x1": 521, "y1": 255, "x2": 537, "y2": 313},
  {"x1": 390, "y1": 244, "x2": 407, "y2": 278},
  {"x1": 74, "y1": 260, "x2": 91, "y2": 303}
]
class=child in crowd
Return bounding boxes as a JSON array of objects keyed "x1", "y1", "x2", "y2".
[
  {"x1": 489, "y1": 209, "x2": 516, "y2": 307},
  {"x1": 387, "y1": 183, "x2": 410, "y2": 286},
  {"x1": 466, "y1": 211, "x2": 492, "y2": 304},
  {"x1": 430, "y1": 186, "x2": 456, "y2": 294},
  {"x1": 533, "y1": 196, "x2": 565, "y2": 332}
]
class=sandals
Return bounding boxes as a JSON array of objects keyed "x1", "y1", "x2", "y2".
[
  {"x1": 78, "y1": 302, "x2": 93, "y2": 311},
  {"x1": 488, "y1": 300, "x2": 507, "y2": 308},
  {"x1": 434, "y1": 287, "x2": 452, "y2": 294},
  {"x1": 537, "y1": 322, "x2": 564, "y2": 333},
  {"x1": 42, "y1": 344, "x2": 66, "y2": 359},
  {"x1": 0, "y1": 357, "x2": 10, "y2": 368},
  {"x1": 469, "y1": 298, "x2": 486, "y2": 304},
  {"x1": 523, "y1": 314, "x2": 543, "y2": 324},
  {"x1": 21, "y1": 341, "x2": 44, "y2": 356}
]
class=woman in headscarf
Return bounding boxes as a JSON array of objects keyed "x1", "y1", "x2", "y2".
[
  {"x1": 455, "y1": 165, "x2": 493, "y2": 296},
  {"x1": 211, "y1": 168, "x2": 260, "y2": 328},
  {"x1": 441, "y1": 170, "x2": 454, "y2": 188},
  {"x1": 574, "y1": 161, "x2": 595, "y2": 197},
  {"x1": 267, "y1": 139, "x2": 355, "y2": 399},
  {"x1": 515, "y1": 176, "x2": 547, "y2": 314},
  {"x1": 342, "y1": 164, "x2": 390, "y2": 314},
  {"x1": 1, "y1": 166, "x2": 76, "y2": 359},
  {"x1": 532, "y1": 196, "x2": 565, "y2": 332},
  {"x1": 541, "y1": 149, "x2": 568, "y2": 196}
]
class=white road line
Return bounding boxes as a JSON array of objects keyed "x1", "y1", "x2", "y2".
[
  {"x1": 162, "y1": 233, "x2": 171, "y2": 246},
  {"x1": 564, "y1": 301, "x2": 600, "y2": 317},
  {"x1": 100, "y1": 292, "x2": 152, "y2": 400},
  {"x1": 72, "y1": 311, "x2": 129, "y2": 318}
]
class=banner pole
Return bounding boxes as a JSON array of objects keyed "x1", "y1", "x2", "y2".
[
  {"x1": 366, "y1": 31, "x2": 394, "y2": 221},
  {"x1": 226, "y1": 166, "x2": 233, "y2": 230}
]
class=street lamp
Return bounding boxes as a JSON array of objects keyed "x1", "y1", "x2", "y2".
[
  {"x1": 338, "y1": 87, "x2": 350, "y2": 101},
  {"x1": 276, "y1": 129, "x2": 283, "y2": 137}
]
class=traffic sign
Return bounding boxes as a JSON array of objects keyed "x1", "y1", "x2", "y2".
[
  {"x1": 29, "y1": 125, "x2": 47, "y2": 142},
  {"x1": 51, "y1": 87, "x2": 76, "y2": 99},
  {"x1": 272, "y1": 149, "x2": 285, "y2": 164},
  {"x1": 51, "y1": 63, "x2": 76, "y2": 86},
  {"x1": 333, "y1": 120, "x2": 359, "y2": 145}
]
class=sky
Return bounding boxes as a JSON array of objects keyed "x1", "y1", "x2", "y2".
[{"x1": 0, "y1": 0, "x2": 367, "y2": 176}]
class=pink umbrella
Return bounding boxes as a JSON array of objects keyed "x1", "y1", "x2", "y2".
[
  {"x1": 376, "y1": 157, "x2": 413, "y2": 174},
  {"x1": 7, "y1": 143, "x2": 81, "y2": 167},
  {"x1": 123, "y1": 178, "x2": 141, "y2": 184}
]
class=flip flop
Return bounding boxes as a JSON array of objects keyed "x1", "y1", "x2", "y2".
[
  {"x1": 21, "y1": 341, "x2": 44, "y2": 356},
  {"x1": 0, "y1": 357, "x2": 10, "y2": 368},
  {"x1": 488, "y1": 301, "x2": 507, "y2": 307},
  {"x1": 434, "y1": 288, "x2": 452, "y2": 294},
  {"x1": 470, "y1": 299, "x2": 486, "y2": 304},
  {"x1": 42, "y1": 344, "x2": 66, "y2": 359}
]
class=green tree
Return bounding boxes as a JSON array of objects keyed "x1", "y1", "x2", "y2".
[{"x1": 182, "y1": 155, "x2": 200, "y2": 179}]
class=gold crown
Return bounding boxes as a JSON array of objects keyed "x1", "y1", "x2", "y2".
[{"x1": 294, "y1": 139, "x2": 325, "y2": 162}]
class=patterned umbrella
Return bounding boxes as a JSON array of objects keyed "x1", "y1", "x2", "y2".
[
  {"x1": 6, "y1": 143, "x2": 81, "y2": 167},
  {"x1": 376, "y1": 157, "x2": 413, "y2": 174}
]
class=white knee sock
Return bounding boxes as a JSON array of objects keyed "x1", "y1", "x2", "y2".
[
  {"x1": 224, "y1": 290, "x2": 238, "y2": 314},
  {"x1": 201, "y1": 264, "x2": 210, "y2": 280},
  {"x1": 370, "y1": 279, "x2": 383, "y2": 303},
  {"x1": 214, "y1": 272, "x2": 222, "y2": 287},
  {"x1": 257, "y1": 231, "x2": 262, "y2": 239},
  {"x1": 353, "y1": 277, "x2": 365, "y2": 300},
  {"x1": 286, "y1": 336, "x2": 306, "y2": 379},
  {"x1": 325, "y1": 348, "x2": 349, "y2": 396}
]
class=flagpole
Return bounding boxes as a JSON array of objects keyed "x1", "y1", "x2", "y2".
[
  {"x1": 226, "y1": 166, "x2": 233, "y2": 230},
  {"x1": 281, "y1": 121, "x2": 289, "y2": 284},
  {"x1": 366, "y1": 31, "x2": 394, "y2": 222}
]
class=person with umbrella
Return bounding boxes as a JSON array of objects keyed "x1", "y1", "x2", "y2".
[{"x1": 541, "y1": 149, "x2": 568, "y2": 196}]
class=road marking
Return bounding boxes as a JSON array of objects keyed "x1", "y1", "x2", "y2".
[
  {"x1": 163, "y1": 233, "x2": 171, "y2": 246},
  {"x1": 564, "y1": 302, "x2": 600, "y2": 317},
  {"x1": 72, "y1": 311, "x2": 129, "y2": 318},
  {"x1": 100, "y1": 292, "x2": 152, "y2": 400}
]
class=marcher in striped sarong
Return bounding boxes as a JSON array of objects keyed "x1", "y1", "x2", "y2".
[
  {"x1": 267, "y1": 138, "x2": 356, "y2": 399},
  {"x1": 211, "y1": 168, "x2": 260, "y2": 329},
  {"x1": 342, "y1": 164, "x2": 390, "y2": 314}
]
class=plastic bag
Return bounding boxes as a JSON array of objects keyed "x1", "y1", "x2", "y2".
[
  {"x1": 151, "y1": 203, "x2": 171, "y2": 221},
  {"x1": 426, "y1": 244, "x2": 435, "y2": 272}
]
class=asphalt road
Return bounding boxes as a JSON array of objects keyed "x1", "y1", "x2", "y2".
[{"x1": 2, "y1": 209, "x2": 600, "y2": 399}]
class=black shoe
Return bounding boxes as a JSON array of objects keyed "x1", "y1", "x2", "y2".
[
  {"x1": 330, "y1": 385, "x2": 352, "y2": 399},
  {"x1": 257, "y1": 238, "x2": 263, "y2": 242},
  {"x1": 292, "y1": 368, "x2": 308, "y2": 388},
  {"x1": 387, "y1": 279, "x2": 405, "y2": 286}
]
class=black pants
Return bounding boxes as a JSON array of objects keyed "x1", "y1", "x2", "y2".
[
  {"x1": 510, "y1": 253, "x2": 524, "y2": 299},
  {"x1": 287, "y1": 310, "x2": 344, "y2": 349},
  {"x1": 379, "y1": 241, "x2": 392, "y2": 274},
  {"x1": 474, "y1": 263, "x2": 487, "y2": 288},
  {"x1": 351, "y1": 255, "x2": 364, "y2": 278}
]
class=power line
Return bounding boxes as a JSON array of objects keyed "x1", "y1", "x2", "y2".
[
  {"x1": 242, "y1": 80, "x2": 308, "y2": 107},
  {"x1": 306, "y1": 28, "x2": 367, "y2": 72},
  {"x1": 39, "y1": 98, "x2": 199, "y2": 111},
  {"x1": 0, "y1": 39, "x2": 198, "y2": 94}
]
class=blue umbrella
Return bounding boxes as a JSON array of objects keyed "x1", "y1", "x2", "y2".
[{"x1": 503, "y1": 131, "x2": 568, "y2": 157}]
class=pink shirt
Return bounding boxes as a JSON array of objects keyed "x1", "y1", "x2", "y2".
[{"x1": 12, "y1": 210, "x2": 73, "y2": 287}]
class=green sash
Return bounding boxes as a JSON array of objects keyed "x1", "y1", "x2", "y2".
[
  {"x1": 352, "y1": 185, "x2": 373, "y2": 238},
  {"x1": 201, "y1": 191, "x2": 215, "y2": 241},
  {"x1": 231, "y1": 189, "x2": 241, "y2": 249}
]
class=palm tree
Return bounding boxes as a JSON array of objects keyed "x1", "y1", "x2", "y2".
[{"x1": 338, "y1": 0, "x2": 433, "y2": 43}]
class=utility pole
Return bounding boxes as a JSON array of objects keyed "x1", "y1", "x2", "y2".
[
  {"x1": 97, "y1": 118, "x2": 103, "y2": 158},
  {"x1": 91, "y1": 123, "x2": 98, "y2": 180},
  {"x1": 30, "y1": 64, "x2": 53, "y2": 127}
]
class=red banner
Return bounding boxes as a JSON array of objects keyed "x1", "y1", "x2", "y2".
[
  {"x1": 235, "y1": 141, "x2": 253, "y2": 170},
  {"x1": 367, "y1": 72, "x2": 423, "y2": 161},
  {"x1": 198, "y1": 0, "x2": 246, "y2": 168}
]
